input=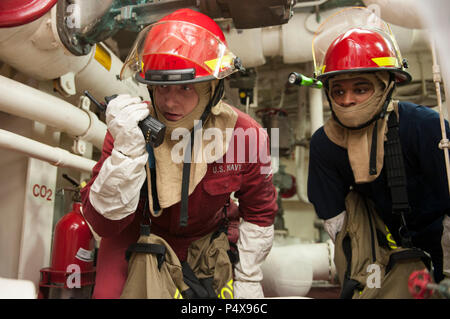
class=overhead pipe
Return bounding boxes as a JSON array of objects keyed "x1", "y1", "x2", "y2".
[
  {"x1": 225, "y1": 7, "x2": 430, "y2": 69},
  {"x1": 362, "y1": 0, "x2": 425, "y2": 29},
  {"x1": 0, "y1": 6, "x2": 149, "y2": 102},
  {"x1": 0, "y1": 129, "x2": 96, "y2": 173},
  {"x1": 0, "y1": 75, "x2": 106, "y2": 150}
]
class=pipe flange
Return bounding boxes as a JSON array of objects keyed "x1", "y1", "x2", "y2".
[
  {"x1": 78, "y1": 109, "x2": 103, "y2": 142},
  {"x1": 55, "y1": 0, "x2": 92, "y2": 56}
]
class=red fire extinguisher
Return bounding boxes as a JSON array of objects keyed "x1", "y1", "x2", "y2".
[{"x1": 38, "y1": 174, "x2": 96, "y2": 299}]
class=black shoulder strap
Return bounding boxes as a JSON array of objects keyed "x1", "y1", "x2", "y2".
[
  {"x1": 179, "y1": 80, "x2": 225, "y2": 227},
  {"x1": 385, "y1": 111, "x2": 410, "y2": 213},
  {"x1": 384, "y1": 110, "x2": 413, "y2": 247}
]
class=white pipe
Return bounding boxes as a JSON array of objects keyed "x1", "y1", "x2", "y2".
[
  {"x1": 409, "y1": 0, "x2": 450, "y2": 121},
  {"x1": 294, "y1": 88, "x2": 324, "y2": 204},
  {"x1": 309, "y1": 87, "x2": 324, "y2": 134},
  {"x1": 0, "y1": 8, "x2": 149, "y2": 99},
  {"x1": 295, "y1": 146, "x2": 310, "y2": 204},
  {"x1": 295, "y1": 86, "x2": 310, "y2": 204},
  {"x1": 0, "y1": 129, "x2": 96, "y2": 173},
  {"x1": 0, "y1": 75, "x2": 106, "y2": 150},
  {"x1": 430, "y1": 41, "x2": 450, "y2": 197},
  {"x1": 0, "y1": 10, "x2": 91, "y2": 81},
  {"x1": 261, "y1": 241, "x2": 335, "y2": 297},
  {"x1": 362, "y1": 0, "x2": 425, "y2": 29},
  {"x1": 226, "y1": 9, "x2": 429, "y2": 69},
  {"x1": 0, "y1": 277, "x2": 36, "y2": 299}
]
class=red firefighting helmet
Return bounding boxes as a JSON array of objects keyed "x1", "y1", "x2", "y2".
[
  {"x1": 312, "y1": 7, "x2": 411, "y2": 84},
  {"x1": 120, "y1": 8, "x2": 241, "y2": 85}
]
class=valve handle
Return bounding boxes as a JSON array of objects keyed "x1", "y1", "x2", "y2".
[{"x1": 408, "y1": 269, "x2": 433, "y2": 299}]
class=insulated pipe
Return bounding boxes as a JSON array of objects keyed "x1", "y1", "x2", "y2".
[
  {"x1": 0, "y1": 129, "x2": 96, "y2": 173},
  {"x1": 309, "y1": 87, "x2": 324, "y2": 134},
  {"x1": 261, "y1": 241, "x2": 335, "y2": 297},
  {"x1": 0, "y1": 8, "x2": 149, "y2": 99},
  {"x1": 295, "y1": 87, "x2": 310, "y2": 203},
  {"x1": 0, "y1": 11, "x2": 91, "y2": 81},
  {"x1": 430, "y1": 41, "x2": 450, "y2": 197},
  {"x1": 0, "y1": 75, "x2": 106, "y2": 149},
  {"x1": 225, "y1": 8, "x2": 430, "y2": 69},
  {"x1": 362, "y1": 0, "x2": 425, "y2": 29},
  {"x1": 295, "y1": 88, "x2": 324, "y2": 203},
  {"x1": 0, "y1": 277, "x2": 36, "y2": 299}
]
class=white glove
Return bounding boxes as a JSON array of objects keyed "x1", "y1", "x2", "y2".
[
  {"x1": 323, "y1": 211, "x2": 346, "y2": 243},
  {"x1": 89, "y1": 94, "x2": 150, "y2": 220},
  {"x1": 106, "y1": 94, "x2": 150, "y2": 158},
  {"x1": 233, "y1": 221, "x2": 274, "y2": 299},
  {"x1": 442, "y1": 215, "x2": 450, "y2": 277}
]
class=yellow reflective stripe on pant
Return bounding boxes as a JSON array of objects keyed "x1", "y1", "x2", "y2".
[{"x1": 218, "y1": 279, "x2": 233, "y2": 299}]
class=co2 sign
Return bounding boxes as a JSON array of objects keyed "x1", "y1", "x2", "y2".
[{"x1": 32, "y1": 184, "x2": 53, "y2": 202}]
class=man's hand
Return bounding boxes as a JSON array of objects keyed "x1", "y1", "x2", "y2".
[{"x1": 106, "y1": 94, "x2": 150, "y2": 158}]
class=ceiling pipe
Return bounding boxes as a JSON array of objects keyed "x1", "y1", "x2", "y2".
[
  {"x1": 0, "y1": 129, "x2": 96, "y2": 173},
  {"x1": 0, "y1": 6, "x2": 149, "y2": 102},
  {"x1": 225, "y1": 7, "x2": 429, "y2": 69},
  {"x1": 362, "y1": 0, "x2": 425, "y2": 29},
  {"x1": 0, "y1": 75, "x2": 106, "y2": 150}
]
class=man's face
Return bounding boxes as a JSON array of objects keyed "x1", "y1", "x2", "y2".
[
  {"x1": 330, "y1": 77, "x2": 375, "y2": 107},
  {"x1": 153, "y1": 84, "x2": 199, "y2": 121}
]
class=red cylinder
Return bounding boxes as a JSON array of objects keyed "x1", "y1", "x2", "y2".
[
  {"x1": 39, "y1": 201, "x2": 96, "y2": 298},
  {"x1": 51, "y1": 202, "x2": 95, "y2": 275}
]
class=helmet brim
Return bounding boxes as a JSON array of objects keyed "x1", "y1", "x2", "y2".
[
  {"x1": 135, "y1": 72, "x2": 217, "y2": 86},
  {"x1": 318, "y1": 67, "x2": 412, "y2": 86}
]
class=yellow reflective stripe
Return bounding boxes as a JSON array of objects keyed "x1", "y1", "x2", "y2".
[
  {"x1": 174, "y1": 289, "x2": 184, "y2": 299},
  {"x1": 204, "y1": 55, "x2": 233, "y2": 72},
  {"x1": 371, "y1": 57, "x2": 398, "y2": 67},
  {"x1": 218, "y1": 279, "x2": 234, "y2": 299},
  {"x1": 385, "y1": 225, "x2": 398, "y2": 250}
]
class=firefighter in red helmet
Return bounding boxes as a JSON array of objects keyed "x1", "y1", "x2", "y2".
[
  {"x1": 81, "y1": 8, "x2": 277, "y2": 299},
  {"x1": 307, "y1": 7, "x2": 450, "y2": 293}
]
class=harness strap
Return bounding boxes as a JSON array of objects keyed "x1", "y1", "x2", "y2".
[
  {"x1": 181, "y1": 261, "x2": 216, "y2": 299},
  {"x1": 339, "y1": 235, "x2": 363, "y2": 298},
  {"x1": 385, "y1": 248, "x2": 431, "y2": 275},
  {"x1": 384, "y1": 111, "x2": 413, "y2": 247},
  {"x1": 125, "y1": 243, "x2": 166, "y2": 270},
  {"x1": 179, "y1": 80, "x2": 225, "y2": 227}
]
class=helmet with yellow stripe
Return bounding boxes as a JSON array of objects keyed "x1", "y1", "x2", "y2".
[
  {"x1": 312, "y1": 7, "x2": 411, "y2": 85},
  {"x1": 120, "y1": 8, "x2": 242, "y2": 85}
]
